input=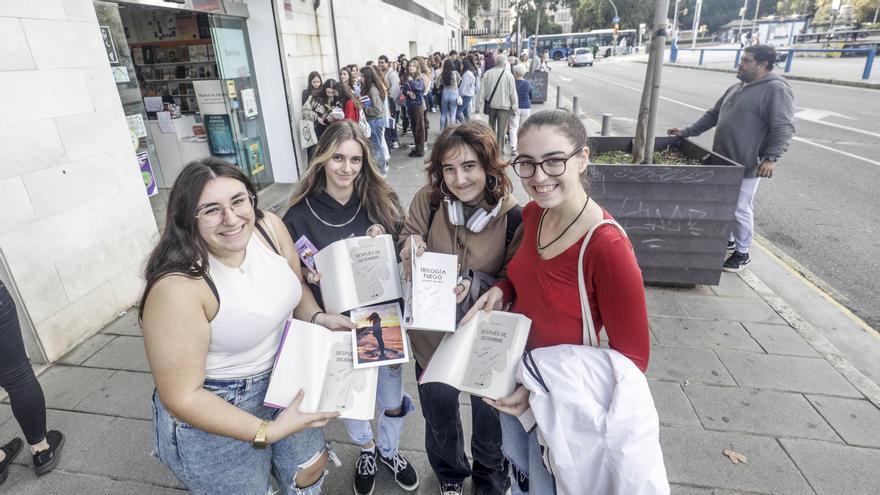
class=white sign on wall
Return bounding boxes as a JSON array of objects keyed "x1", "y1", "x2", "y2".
[{"x1": 193, "y1": 80, "x2": 228, "y2": 115}]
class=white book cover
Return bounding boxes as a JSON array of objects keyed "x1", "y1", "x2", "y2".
[
  {"x1": 313, "y1": 235, "x2": 402, "y2": 314},
  {"x1": 403, "y1": 243, "x2": 457, "y2": 332},
  {"x1": 419, "y1": 311, "x2": 532, "y2": 400},
  {"x1": 350, "y1": 302, "x2": 410, "y2": 369},
  {"x1": 264, "y1": 320, "x2": 378, "y2": 420}
]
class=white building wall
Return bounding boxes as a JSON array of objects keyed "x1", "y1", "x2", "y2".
[
  {"x1": 274, "y1": 0, "x2": 451, "y2": 175},
  {"x1": 0, "y1": 0, "x2": 158, "y2": 362}
]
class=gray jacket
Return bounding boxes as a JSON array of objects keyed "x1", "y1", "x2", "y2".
[{"x1": 683, "y1": 72, "x2": 795, "y2": 178}]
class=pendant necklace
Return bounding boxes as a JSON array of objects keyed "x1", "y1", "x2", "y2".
[
  {"x1": 306, "y1": 197, "x2": 362, "y2": 228},
  {"x1": 537, "y1": 197, "x2": 590, "y2": 252}
]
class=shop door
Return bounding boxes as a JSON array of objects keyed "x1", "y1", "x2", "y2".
[
  {"x1": 93, "y1": 1, "x2": 163, "y2": 194},
  {"x1": 206, "y1": 16, "x2": 274, "y2": 190}
]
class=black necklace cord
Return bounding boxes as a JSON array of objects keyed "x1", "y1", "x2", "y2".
[{"x1": 537, "y1": 196, "x2": 590, "y2": 252}]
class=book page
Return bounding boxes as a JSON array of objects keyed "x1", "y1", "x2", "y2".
[
  {"x1": 460, "y1": 312, "x2": 531, "y2": 399},
  {"x1": 315, "y1": 235, "x2": 402, "y2": 314},
  {"x1": 417, "y1": 314, "x2": 478, "y2": 388},
  {"x1": 409, "y1": 250, "x2": 457, "y2": 332},
  {"x1": 317, "y1": 333, "x2": 378, "y2": 420},
  {"x1": 263, "y1": 320, "x2": 331, "y2": 412}
]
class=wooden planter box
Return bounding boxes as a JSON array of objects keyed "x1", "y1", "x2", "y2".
[{"x1": 587, "y1": 136, "x2": 745, "y2": 286}]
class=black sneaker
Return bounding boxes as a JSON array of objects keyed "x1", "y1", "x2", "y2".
[
  {"x1": 1, "y1": 438, "x2": 24, "y2": 485},
  {"x1": 33, "y1": 430, "x2": 64, "y2": 476},
  {"x1": 723, "y1": 251, "x2": 750, "y2": 273},
  {"x1": 408, "y1": 150, "x2": 424, "y2": 158},
  {"x1": 726, "y1": 240, "x2": 736, "y2": 253},
  {"x1": 353, "y1": 449, "x2": 377, "y2": 495},
  {"x1": 379, "y1": 451, "x2": 419, "y2": 491},
  {"x1": 439, "y1": 479, "x2": 463, "y2": 495}
]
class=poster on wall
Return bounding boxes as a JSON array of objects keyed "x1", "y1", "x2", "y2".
[
  {"x1": 138, "y1": 152, "x2": 158, "y2": 197},
  {"x1": 100, "y1": 26, "x2": 119, "y2": 64},
  {"x1": 112, "y1": 65, "x2": 130, "y2": 83},
  {"x1": 283, "y1": 0, "x2": 294, "y2": 19},
  {"x1": 241, "y1": 88, "x2": 258, "y2": 119},
  {"x1": 126, "y1": 114, "x2": 148, "y2": 139},
  {"x1": 205, "y1": 114, "x2": 236, "y2": 156},
  {"x1": 244, "y1": 137, "x2": 265, "y2": 175},
  {"x1": 213, "y1": 27, "x2": 251, "y2": 79},
  {"x1": 193, "y1": 80, "x2": 228, "y2": 115}
]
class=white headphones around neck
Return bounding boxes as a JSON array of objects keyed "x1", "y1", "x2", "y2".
[{"x1": 445, "y1": 196, "x2": 503, "y2": 234}]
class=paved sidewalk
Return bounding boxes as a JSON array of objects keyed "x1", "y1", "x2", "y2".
[{"x1": 2, "y1": 106, "x2": 880, "y2": 494}]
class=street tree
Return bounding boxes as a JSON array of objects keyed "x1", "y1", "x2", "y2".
[{"x1": 572, "y1": 0, "x2": 655, "y2": 31}]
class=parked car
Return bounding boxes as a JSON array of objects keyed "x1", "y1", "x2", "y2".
[{"x1": 567, "y1": 47, "x2": 594, "y2": 67}]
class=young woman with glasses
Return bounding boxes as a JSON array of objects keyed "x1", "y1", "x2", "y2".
[
  {"x1": 140, "y1": 158, "x2": 354, "y2": 495},
  {"x1": 463, "y1": 110, "x2": 650, "y2": 494},
  {"x1": 282, "y1": 121, "x2": 418, "y2": 495},
  {"x1": 398, "y1": 120, "x2": 523, "y2": 495}
]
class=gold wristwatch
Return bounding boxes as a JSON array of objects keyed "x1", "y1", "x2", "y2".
[{"x1": 252, "y1": 419, "x2": 270, "y2": 449}]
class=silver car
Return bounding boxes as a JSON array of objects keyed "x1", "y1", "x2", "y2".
[{"x1": 567, "y1": 48, "x2": 594, "y2": 67}]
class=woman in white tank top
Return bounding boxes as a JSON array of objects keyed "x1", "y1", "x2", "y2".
[{"x1": 139, "y1": 158, "x2": 355, "y2": 495}]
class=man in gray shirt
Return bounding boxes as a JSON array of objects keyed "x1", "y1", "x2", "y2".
[{"x1": 668, "y1": 44, "x2": 795, "y2": 272}]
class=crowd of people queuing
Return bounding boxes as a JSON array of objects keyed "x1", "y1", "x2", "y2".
[{"x1": 299, "y1": 47, "x2": 536, "y2": 168}]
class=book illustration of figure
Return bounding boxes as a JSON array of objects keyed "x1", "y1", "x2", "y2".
[
  {"x1": 320, "y1": 342, "x2": 367, "y2": 412},
  {"x1": 295, "y1": 235, "x2": 318, "y2": 270},
  {"x1": 462, "y1": 320, "x2": 514, "y2": 390},
  {"x1": 368, "y1": 312, "x2": 386, "y2": 357},
  {"x1": 349, "y1": 240, "x2": 392, "y2": 301}
]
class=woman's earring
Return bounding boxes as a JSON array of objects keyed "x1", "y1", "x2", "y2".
[
  {"x1": 440, "y1": 180, "x2": 454, "y2": 198},
  {"x1": 485, "y1": 175, "x2": 498, "y2": 192}
]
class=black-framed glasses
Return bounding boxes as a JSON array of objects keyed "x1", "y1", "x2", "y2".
[
  {"x1": 510, "y1": 147, "x2": 584, "y2": 178},
  {"x1": 195, "y1": 193, "x2": 256, "y2": 227}
]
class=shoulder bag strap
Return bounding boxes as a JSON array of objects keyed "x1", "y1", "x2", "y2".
[
  {"x1": 487, "y1": 70, "x2": 504, "y2": 105},
  {"x1": 577, "y1": 219, "x2": 628, "y2": 347},
  {"x1": 254, "y1": 220, "x2": 280, "y2": 255}
]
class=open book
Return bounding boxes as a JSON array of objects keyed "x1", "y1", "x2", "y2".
[
  {"x1": 264, "y1": 320, "x2": 378, "y2": 420},
  {"x1": 313, "y1": 235, "x2": 402, "y2": 314},
  {"x1": 419, "y1": 311, "x2": 532, "y2": 400},
  {"x1": 403, "y1": 243, "x2": 457, "y2": 332}
]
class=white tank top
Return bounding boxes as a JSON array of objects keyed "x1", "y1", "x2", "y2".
[{"x1": 204, "y1": 230, "x2": 301, "y2": 379}]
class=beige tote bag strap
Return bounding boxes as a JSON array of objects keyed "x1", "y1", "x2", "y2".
[{"x1": 577, "y1": 219, "x2": 628, "y2": 348}]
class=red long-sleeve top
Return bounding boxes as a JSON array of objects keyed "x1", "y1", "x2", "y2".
[
  {"x1": 343, "y1": 100, "x2": 360, "y2": 122},
  {"x1": 496, "y1": 202, "x2": 650, "y2": 372}
]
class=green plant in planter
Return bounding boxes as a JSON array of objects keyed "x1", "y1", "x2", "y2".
[{"x1": 592, "y1": 147, "x2": 703, "y2": 165}]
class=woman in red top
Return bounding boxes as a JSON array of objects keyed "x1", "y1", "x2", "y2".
[
  {"x1": 464, "y1": 109, "x2": 650, "y2": 494},
  {"x1": 334, "y1": 80, "x2": 361, "y2": 122}
]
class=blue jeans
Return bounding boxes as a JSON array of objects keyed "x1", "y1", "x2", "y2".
[
  {"x1": 440, "y1": 88, "x2": 459, "y2": 129},
  {"x1": 456, "y1": 95, "x2": 473, "y2": 122},
  {"x1": 500, "y1": 412, "x2": 556, "y2": 495},
  {"x1": 344, "y1": 365, "x2": 414, "y2": 458},
  {"x1": 152, "y1": 369, "x2": 328, "y2": 495},
  {"x1": 367, "y1": 117, "x2": 388, "y2": 173}
]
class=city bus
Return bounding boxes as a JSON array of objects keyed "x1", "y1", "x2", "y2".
[
  {"x1": 591, "y1": 28, "x2": 637, "y2": 58},
  {"x1": 530, "y1": 32, "x2": 597, "y2": 60},
  {"x1": 471, "y1": 39, "x2": 529, "y2": 53},
  {"x1": 528, "y1": 28, "x2": 638, "y2": 60}
]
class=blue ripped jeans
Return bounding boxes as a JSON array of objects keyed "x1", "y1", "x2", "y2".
[
  {"x1": 500, "y1": 412, "x2": 556, "y2": 495},
  {"x1": 152, "y1": 369, "x2": 329, "y2": 495},
  {"x1": 344, "y1": 365, "x2": 414, "y2": 458}
]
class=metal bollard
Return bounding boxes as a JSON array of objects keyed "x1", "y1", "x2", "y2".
[
  {"x1": 601, "y1": 114, "x2": 612, "y2": 136},
  {"x1": 556, "y1": 86, "x2": 562, "y2": 109},
  {"x1": 572, "y1": 96, "x2": 579, "y2": 116}
]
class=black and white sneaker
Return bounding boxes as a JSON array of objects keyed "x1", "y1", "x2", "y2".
[
  {"x1": 353, "y1": 449, "x2": 377, "y2": 495},
  {"x1": 379, "y1": 451, "x2": 419, "y2": 491},
  {"x1": 723, "y1": 251, "x2": 750, "y2": 272},
  {"x1": 439, "y1": 479, "x2": 463, "y2": 495},
  {"x1": 726, "y1": 240, "x2": 736, "y2": 253}
]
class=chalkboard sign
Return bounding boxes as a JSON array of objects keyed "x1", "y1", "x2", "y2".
[{"x1": 523, "y1": 71, "x2": 548, "y2": 104}]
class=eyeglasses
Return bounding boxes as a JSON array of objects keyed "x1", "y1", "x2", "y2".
[
  {"x1": 195, "y1": 193, "x2": 255, "y2": 227},
  {"x1": 510, "y1": 147, "x2": 583, "y2": 178}
]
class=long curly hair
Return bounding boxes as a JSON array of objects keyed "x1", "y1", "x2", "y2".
[
  {"x1": 289, "y1": 120, "x2": 404, "y2": 234},
  {"x1": 425, "y1": 120, "x2": 512, "y2": 205},
  {"x1": 139, "y1": 158, "x2": 261, "y2": 318}
]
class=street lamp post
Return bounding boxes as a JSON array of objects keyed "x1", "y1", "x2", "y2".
[
  {"x1": 691, "y1": 0, "x2": 703, "y2": 48},
  {"x1": 738, "y1": 0, "x2": 748, "y2": 43},
  {"x1": 672, "y1": 0, "x2": 681, "y2": 42},
  {"x1": 750, "y1": 0, "x2": 762, "y2": 35}
]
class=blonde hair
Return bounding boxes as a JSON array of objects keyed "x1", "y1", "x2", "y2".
[{"x1": 289, "y1": 120, "x2": 404, "y2": 233}]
